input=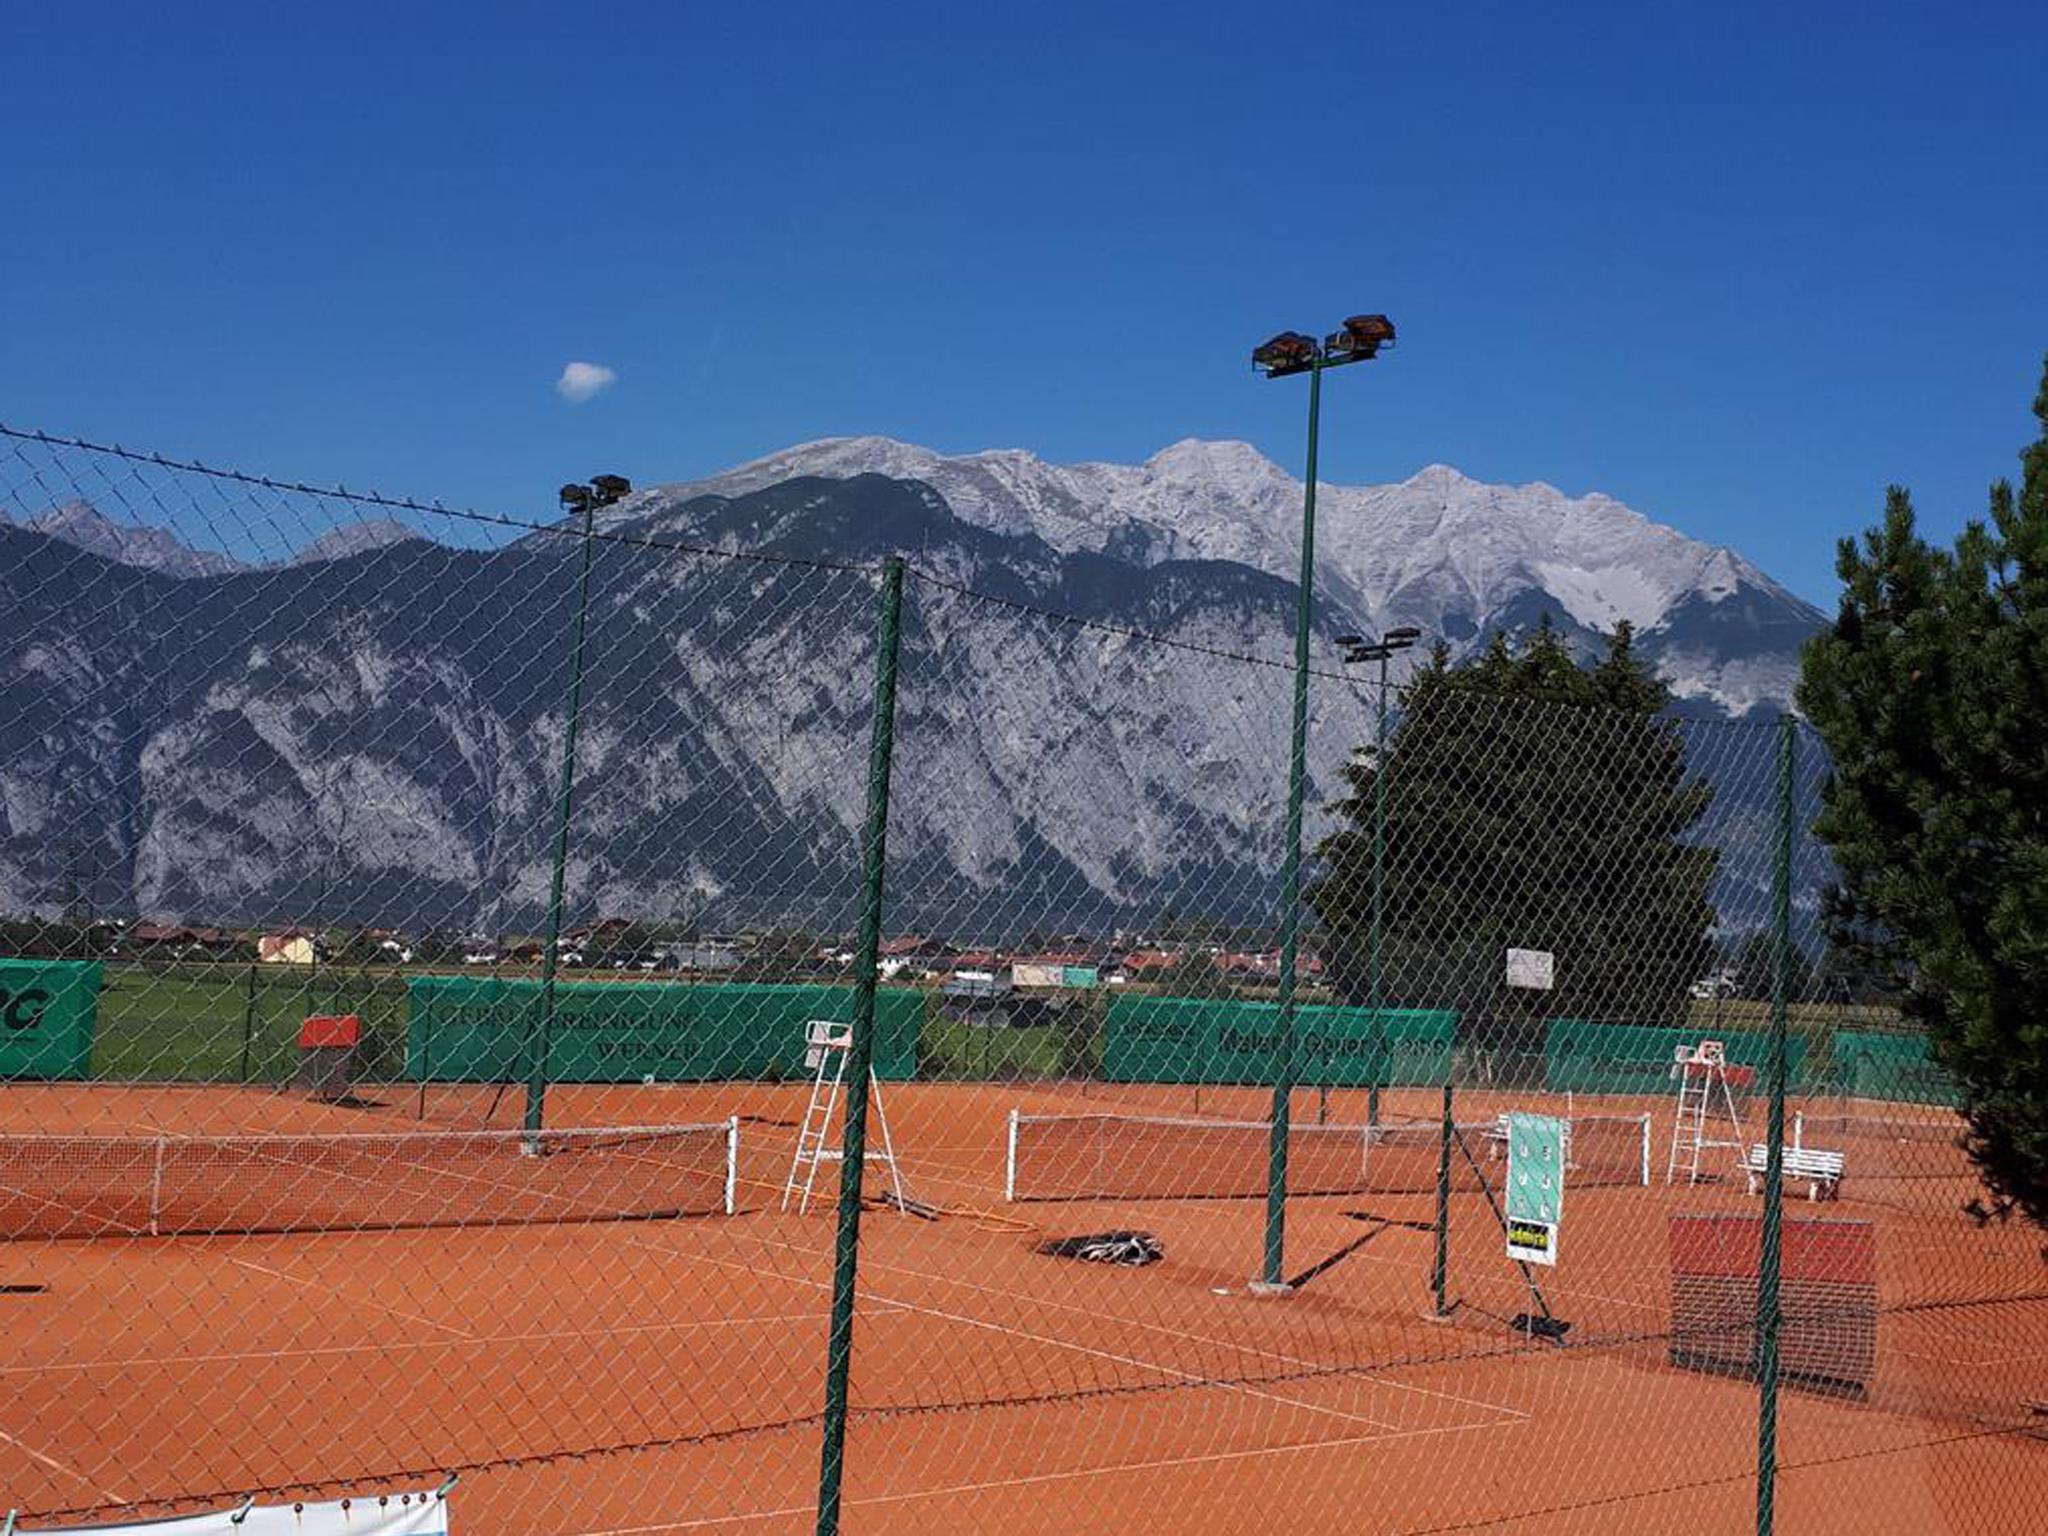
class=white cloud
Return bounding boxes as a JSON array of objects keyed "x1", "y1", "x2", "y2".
[{"x1": 555, "y1": 361, "x2": 617, "y2": 404}]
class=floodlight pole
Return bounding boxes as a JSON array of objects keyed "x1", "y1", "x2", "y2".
[
  {"x1": 525, "y1": 477, "x2": 624, "y2": 1140},
  {"x1": 1368, "y1": 644, "x2": 1391, "y2": 1128},
  {"x1": 1260, "y1": 357, "x2": 1322, "y2": 1291},
  {"x1": 1251, "y1": 316, "x2": 1393, "y2": 1291}
]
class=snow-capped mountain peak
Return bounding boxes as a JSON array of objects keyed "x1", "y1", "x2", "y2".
[{"x1": 639, "y1": 437, "x2": 1818, "y2": 713}]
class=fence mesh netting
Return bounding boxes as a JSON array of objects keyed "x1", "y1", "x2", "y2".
[{"x1": 0, "y1": 424, "x2": 2041, "y2": 1535}]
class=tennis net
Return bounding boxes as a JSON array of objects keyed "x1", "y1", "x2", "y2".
[
  {"x1": 0, "y1": 1120, "x2": 739, "y2": 1240},
  {"x1": 1003, "y1": 1109, "x2": 1651, "y2": 1202}
]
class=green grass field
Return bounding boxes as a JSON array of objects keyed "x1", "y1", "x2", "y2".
[
  {"x1": 916, "y1": 1015, "x2": 1079, "y2": 1080},
  {"x1": 88, "y1": 962, "x2": 412, "y2": 1082}
]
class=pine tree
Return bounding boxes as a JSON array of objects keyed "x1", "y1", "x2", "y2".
[
  {"x1": 1797, "y1": 354, "x2": 2048, "y2": 1227},
  {"x1": 1307, "y1": 619, "x2": 1718, "y2": 1062}
]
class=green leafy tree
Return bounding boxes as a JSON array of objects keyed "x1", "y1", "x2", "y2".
[
  {"x1": 1797, "y1": 355, "x2": 2048, "y2": 1227},
  {"x1": 1307, "y1": 620, "x2": 1718, "y2": 1057}
]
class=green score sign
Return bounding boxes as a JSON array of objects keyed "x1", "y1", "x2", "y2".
[{"x1": 1504, "y1": 1112, "x2": 1566, "y2": 1266}]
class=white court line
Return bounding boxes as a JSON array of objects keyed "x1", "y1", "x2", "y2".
[
  {"x1": 0, "y1": 1313, "x2": 829, "y2": 1376},
  {"x1": 710, "y1": 1227, "x2": 1531, "y2": 1422},
  {"x1": 0, "y1": 1425, "x2": 130, "y2": 1504},
  {"x1": 569, "y1": 1412, "x2": 1520, "y2": 1534},
  {"x1": 221, "y1": 1253, "x2": 475, "y2": 1338},
  {"x1": 624, "y1": 1232, "x2": 1457, "y2": 1434},
  {"x1": 848, "y1": 1285, "x2": 1406, "y2": 1431}
]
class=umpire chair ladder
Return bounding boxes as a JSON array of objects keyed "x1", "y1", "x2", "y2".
[
  {"x1": 782, "y1": 1019, "x2": 904, "y2": 1215},
  {"x1": 1665, "y1": 1039, "x2": 1748, "y2": 1186}
]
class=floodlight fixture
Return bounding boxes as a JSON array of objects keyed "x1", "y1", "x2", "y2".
[
  {"x1": 1251, "y1": 331, "x2": 1320, "y2": 378},
  {"x1": 1323, "y1": 314, "x2": 1397, "y2": 364},
  {"x1": 562, "y1": 475, "x2": 631, "y2": 516}
]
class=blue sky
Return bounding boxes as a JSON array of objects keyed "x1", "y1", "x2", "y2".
[{"x1": 8, "y1": 1, "x2": 2044, "y2": 603}]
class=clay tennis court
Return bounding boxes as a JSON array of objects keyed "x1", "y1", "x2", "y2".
[{"x1": 2, "y1": 1081, "x2": 2042, "y2": 1534}]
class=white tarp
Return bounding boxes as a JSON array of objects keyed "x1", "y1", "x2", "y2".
[{"x1": 34, "y1": 1493, "x2": 448, "y2": 1536}]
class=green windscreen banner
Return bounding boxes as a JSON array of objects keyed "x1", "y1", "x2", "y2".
[
  {"x1": 405, "y1": 978, "x2": 920, "y2": 1083},
  {"x1": 1833, "y1": 1030, "x2": 1956, "y2": 1106},
  {"x1": 1102, "y1": 995, "x2": 1455, "y2": 1085},
  {"x1": 0, "y1": 958, "x2": 100, "y2": 1080},
  {"x1": 1543, "y1": 1020, "x2": 1809, "y2": 1096}
]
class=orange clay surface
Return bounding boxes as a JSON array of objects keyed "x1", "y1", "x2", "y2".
[{"x1": 1, "y1": 1079, "x2": 2041, "y2": 1535}]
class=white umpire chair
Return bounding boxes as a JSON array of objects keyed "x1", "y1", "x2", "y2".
[
  {"x1": 782, "y1": 1019, "x2": 904, "y2": 1215},
  {"x1": 1665, "y1": 1039, "x2": 1750, "y2": 1186}
]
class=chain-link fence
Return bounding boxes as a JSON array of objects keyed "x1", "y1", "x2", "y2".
[{"x1": 0, "y1": 424, "x2": 2040, "y2": 1536}]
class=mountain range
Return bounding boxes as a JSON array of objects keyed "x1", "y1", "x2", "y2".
[
  {"x1": 640, "y1": 437, "x2": 1825, "y2": 717},
  {"x1": 0, "y1": 440, "x2": 1826, "y2": 929}
]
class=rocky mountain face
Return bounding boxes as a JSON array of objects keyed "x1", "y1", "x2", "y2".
[
  {"x1": 4, "y1": 501, "x2": 247, "y2": 579},
  {"x1": 0, "y1": 443, "x2": 1823, "y2": 931},
  {"x1": 645, "y1": 437, "x2": 1825, "y2": 717}
]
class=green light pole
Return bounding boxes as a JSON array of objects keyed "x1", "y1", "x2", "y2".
[
  {"x1": 1339, "y1": 626, "x2": 1421, "y2": 1128},
  {"x1": 524, "y1": 472, "x2": 631, "y2": 1141},
  {"x1": 1252, "y1": 315, "x2": 1397, "y2": 1290}
]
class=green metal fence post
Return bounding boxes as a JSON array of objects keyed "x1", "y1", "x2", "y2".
[
  {"x1": 237, "y1": 960, "x2": 258, "y2": 1083},
  {"x1": 523, "y1": 496, "x2": 598, "y2": 1139},
  {"x1": 1755, "y1": 714, "x2": 1796, "y2": 1536},
  {"x1": 815, "y1": 556, "x2": 906, "y2": 1536},
  {"x1": 1263, "y1": 357, "x2": 1322, "y2": 1290},
  {"x1": 1430, "y1": 1078, "x2": 1454, "y2": 1315}
]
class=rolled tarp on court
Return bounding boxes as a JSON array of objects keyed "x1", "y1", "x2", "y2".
[
  {"x1": 1101, "y1": 994, "x2": 1454, "y2": 1085},
  {"x1": 403, "y1": 976, "x2": 921, "y2": 1083},
  {"x1": 0, "y1": 957, "x2": 99, "y2": 1080}
]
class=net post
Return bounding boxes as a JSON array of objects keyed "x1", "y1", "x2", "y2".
[
  {"x1": 724, "y1": 1115, "x2": 740, "y2": 1216},
  {"x1": 1754, "y1": 713, "x2": 1796, "y2": 1536},
  {"x1": 1004, "y1": 1108, "x2": 1019, "y2": 1204},
  {"x1": 815, "y1": 556, "x2": 905, "y2": 1536},
  {"x1": 149, "y1": 1136, "x2": 166, "y2": 1238},
  {"x1": 524, "y1": 492, "x2": 599, "y2": 1143},
  {"x1": 1639, "y1": 1111, "x2": 1652, "y2": 1187}
]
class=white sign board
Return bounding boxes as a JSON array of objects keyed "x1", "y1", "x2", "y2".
[{"x1": 1505, "y1": 948, "x2": 1555, "y2": 991}]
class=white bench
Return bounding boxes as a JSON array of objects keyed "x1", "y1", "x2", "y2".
[{"x1": 1744, "y1": 1143, "x2": 1844, "y2": 1201}]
